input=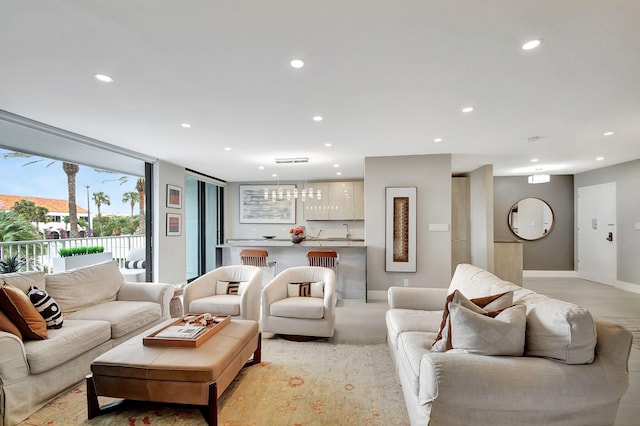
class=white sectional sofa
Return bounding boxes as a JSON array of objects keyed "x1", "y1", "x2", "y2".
[
  {"x1": 0, "y1": 260, "x2": 173, "y2": 426},
  {"x1": 386, "y1": 263, "x2": 633, "y2": 426}
]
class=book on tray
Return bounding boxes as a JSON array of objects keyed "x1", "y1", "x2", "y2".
[{"x1": 154, "y1": 325, "x2": 207, "y2": 339}]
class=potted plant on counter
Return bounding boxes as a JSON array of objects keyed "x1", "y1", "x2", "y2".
[{"x1": 289, "y1": 227, "x2": 305, "y2": 244}]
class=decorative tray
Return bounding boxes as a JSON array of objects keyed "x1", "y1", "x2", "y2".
[{"x1": 143, "y1": 314, "x2": 230, "y2": 348}]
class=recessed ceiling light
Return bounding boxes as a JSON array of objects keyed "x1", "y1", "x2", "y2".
[
  {"x1": 224, "y1": 147, "x2": 231, "y2": 151},
  {"x1": 336, "y1": 172, "x2": 342, "y2": 176},
  {"x1": 258, "y1": 166, "x2": 264, "y2": 170},
  {"x1": 290, "y1": 59, "x2": 305, "y2": 69},
  {"x1": 462, "y1": 107, "x2": 474, "y2": 113},
  {"x1": 596, "y1": 156, "x2": 605, "y2": 161},
  {"x1": 324, "y1": 142, "x2": 332, "y2": 147},
  {"x1": 313, "y1": 116, "x2": 323, "y2": 122},
  {"x1": 333, "y1": 164, "x2": 340, "y2": 168},
  {"x1": 181, "y1": 123, "x2": 191, "y2": 128},
  {"x1": 531, "y1": 158, "x2": 539, "y2": 162},
  {"x1": 94, "y1": 73, "x2": 114, "y2": 83},
  {"x1": 522, "y1": 39, "x2": 542, "y2": 50},
  {"x1": 603, "y1": 131, "x2": 614, "y2": 136},
  {"x1": 434, "y1": 138, "x2": 443, "y2": 143},
  {"x1": 272, "y1": 173, "x2": 277, "y2": 177}
]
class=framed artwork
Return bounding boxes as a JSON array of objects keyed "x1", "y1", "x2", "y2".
[
  {"x1": 240, "y1": 184, "x2": 296, "y2": 224},
  {"x1": 166, "y1": 213, "x2": 182, "y2": 236},
  {"x1": 166, "y1": 184, "x2": 182, "y2": 209},
  {"x1": 385, "y1": 187, "x2": 417, "y2": 272}
]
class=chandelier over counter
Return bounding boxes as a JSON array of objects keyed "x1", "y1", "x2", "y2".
[{"x1": 264, "y1": 157, "x2": 321, "y2": 201}]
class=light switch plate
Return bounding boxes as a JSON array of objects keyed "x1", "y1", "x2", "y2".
[{"x1": 428, "y1": 223, "x2": 450, "y2": 232}]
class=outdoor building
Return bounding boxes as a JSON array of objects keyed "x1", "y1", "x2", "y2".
[{"x1": 0, "y1": 194, "x2": 89, "y2": 239}]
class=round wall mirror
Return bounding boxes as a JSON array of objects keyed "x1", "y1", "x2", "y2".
[{"x1": 508, "y1": 198, "x2": 554, "y2": 241}]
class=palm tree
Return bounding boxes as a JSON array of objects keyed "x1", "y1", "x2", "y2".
[
  {"x1": 136, "y1": 178, "x2": 145, "y2": 234},
  {"x1": 63, "y1": 162, "x2": 80, "y2": 237},
  {"x1": 92, "y1": 192, "x2": 111, "y2": 236},
  {"x1": 122, "y1": 191, "x2": 139, "y2": 231},
  {"x1": 0, "y1": 211, "x2": 40, "y2": 258}
]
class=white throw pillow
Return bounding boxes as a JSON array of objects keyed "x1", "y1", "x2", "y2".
[
  {"x1": 216, "y1": 280, "x2": 246, "y2": 295},
  {"x1": 448, "y1": 302, "x2": 526, "y2": 356},
  {"x1": 432, "y1": 289, "x2": 514, "y2": 352},
  {"x1": 287, "y1": 281, "x2": 324, "y2": 298}
]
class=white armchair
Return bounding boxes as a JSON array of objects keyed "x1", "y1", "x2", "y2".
[
  {"x1": 183, "y1": 265, "x2": 262, "y2": 321},
  {"x1": 261, "y1": 266, "x2": 336, "y2": 339}
]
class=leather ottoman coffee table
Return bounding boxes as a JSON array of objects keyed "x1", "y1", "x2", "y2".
[{"x1": 86, "y1": 319, "x2": 261, "y2": 426}]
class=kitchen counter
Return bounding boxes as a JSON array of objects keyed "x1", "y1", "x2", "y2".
[{"x1": 215, "y1": 239, "x2": 367, "y2": 300}]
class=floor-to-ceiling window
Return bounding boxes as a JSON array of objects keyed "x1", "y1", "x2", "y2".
[{"x1": 185, "y1": 171, "x2": 224, "y2": 281}]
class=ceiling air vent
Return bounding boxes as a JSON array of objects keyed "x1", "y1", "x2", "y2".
[{"x1": 527, "y1": 136, "x2": 544, "y2": 143}]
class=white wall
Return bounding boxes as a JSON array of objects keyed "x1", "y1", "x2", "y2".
[
  {"x1": 469, "y1": 165, "x2": 494, "y2": 271},
  {"x1": 153, "y1": 159, "x2": 187, "y2": 284},
  {"x1": 364, "y1": 154, "x2": 452, "y2": 297}
]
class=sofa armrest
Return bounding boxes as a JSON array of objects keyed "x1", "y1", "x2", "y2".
[
  {"x1": 0, "y1": 331, "x2": 30, "y2": 383},
  {"x1": 388, "y1": 286, "x2": 448, "y2": 310},
  {"x1": 116, "y1": 282, "x2": 174, "y2": 318},
  {"x1": 419, "y1": 349, "x2": 630, "y2": 410}
]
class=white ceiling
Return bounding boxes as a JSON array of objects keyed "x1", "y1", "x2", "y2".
[{"x1": 1, "y1": 1, "x2": 639, "y2": 183}]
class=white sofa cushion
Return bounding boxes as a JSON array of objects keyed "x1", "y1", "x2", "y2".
[
  {"x1": 448, "y1": 302, "x2": 526, "y2": 356},
  {"x1": 65, "y1": 300, "x2": 161, "y2": 339},
  {"x1": 45, "y1": 260, "x2": 123, "y2": 314},
  {"x1": 0, "y1": 271, "x2": 46, "y2": 293},
  {"x1": 450, "y1": 264, "x2": 597, "y2": 364},
  {"x1": 397, "y1": 331, "x2": 438, "y2": 397},
  {"x1": 270, "y1": 297, "x2": 325, "y2": 319},
  {"x1": 24, "y1": 319, "x2": 111, "y2": 374},
  {"x1": 386, "y1": 309, "x2": 443, "y2": 350},
  {"x1": 189, "y1": 295, "x2": 241, "y2": 316}
]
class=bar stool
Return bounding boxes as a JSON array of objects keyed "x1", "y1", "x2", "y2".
[
  {"x1": 306, "y1": 250, "x2": 340, "y2": 301},
  {"x1": 240, "y1": 249, "x2": 277, "y2": 278}
]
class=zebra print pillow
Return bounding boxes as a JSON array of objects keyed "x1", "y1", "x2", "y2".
[{"x1": 27, "y1": 286, "x2": 64, "y2": 329}]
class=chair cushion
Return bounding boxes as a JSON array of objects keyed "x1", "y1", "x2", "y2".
[
  {"x1": 65, "y1": 300, "x2": 161, "y2": 338},
  {"x1": 24, "y1": 319, "x2": 111, "y2": 374},
  {"x1": 270, "y1": 297, "x2": 325, "y2": 319},
  {"x1": 189, "y1": 295, "x2": 241, "y2": 316}
]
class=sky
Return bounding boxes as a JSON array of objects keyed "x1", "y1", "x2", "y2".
[{"x1": 0, "y1": 148, "x2": 140, "y2": 215}]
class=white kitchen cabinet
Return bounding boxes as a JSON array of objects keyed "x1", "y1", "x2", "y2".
[{"x1": 303, "y1": 181, "x2": 364, "y2": 221}]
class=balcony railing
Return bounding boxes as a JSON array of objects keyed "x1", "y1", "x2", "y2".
[{"x1": 0, "y1": 235, "x2": 145, "y2": 273}]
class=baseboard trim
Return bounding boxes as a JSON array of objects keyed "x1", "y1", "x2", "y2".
[
  {"x1": 615, "y1": 280, "x2": 640, "y2": 295},
  {"x1": 523, "y1": 270, "x2": 579, "y2": 278},
  {"x1": 367, "y1": 290, "x2": 388, "y2": 301}
]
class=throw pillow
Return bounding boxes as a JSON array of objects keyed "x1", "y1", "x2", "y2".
[
  {"x1": 0, "y1": 282, "x2": 47, "y2": 340},
  {"x1": 431, "y1": 289, "x2": 513, "y2": 352},
  {"x1": 124, "y1": 260, "x2": 146, "y2": 269},
  {"x1": 448, "y1": 302, "x2": 526, "y2": 356},
  {"x1": 287, "y1": 281, "x2": 324, "y2": 298},
  {"x1": 0, "y1": 309, "x2": 22, "y2": 339},
  {"x1": 216, "y1": 280, "x2": 246, "y2": 295},
  {"x1": 27, "y1": 286, "x2": 64, "y2": 329}
]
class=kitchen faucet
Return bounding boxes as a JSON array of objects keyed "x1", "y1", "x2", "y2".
[{"x1": 343, "y1": 223, "x2": 351, "y2": 240}]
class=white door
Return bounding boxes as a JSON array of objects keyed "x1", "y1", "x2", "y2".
[{"x1": 577, "y1": 183, "x2": 616, "y2": 285}]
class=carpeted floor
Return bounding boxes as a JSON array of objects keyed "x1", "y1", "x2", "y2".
[{"x1": 18, "y1": 337, "x2": 409, "y2": 425}]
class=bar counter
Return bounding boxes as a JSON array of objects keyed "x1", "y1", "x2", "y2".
[{"x1": 215, "y1": 239, "x2": 367, "y2": 299}]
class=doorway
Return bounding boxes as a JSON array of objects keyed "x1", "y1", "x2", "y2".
[{"x1": 577, "y1": 182, "x2": 616, "y2": 285}]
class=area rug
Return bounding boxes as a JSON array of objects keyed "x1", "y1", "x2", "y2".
[
  {"x1": 18, "y1": 338, "x2": 409, "y2": 425},
  {"x1": 601, "y1": 316, "x2": 640, "y2": 351}
]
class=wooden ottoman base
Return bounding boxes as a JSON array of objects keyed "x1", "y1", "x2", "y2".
[{"x1": 87, "y1": 320, "x2": 261, "y2": 426}]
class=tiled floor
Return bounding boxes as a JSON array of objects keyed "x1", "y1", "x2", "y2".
[{"x1": 335, "y1": 277, "x2": 640, "y2": 425}]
